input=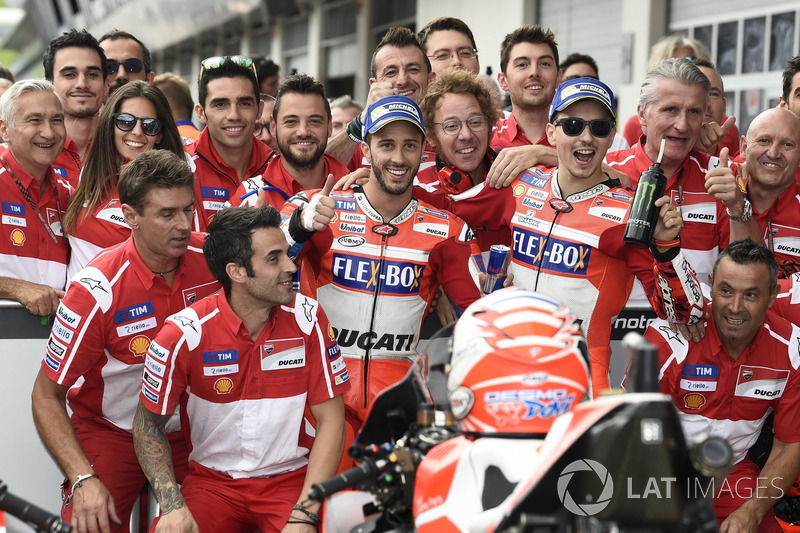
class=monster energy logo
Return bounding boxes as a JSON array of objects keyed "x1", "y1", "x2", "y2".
[{"x1": 632, "y1": 181, "x2": 659, "y2": 215}]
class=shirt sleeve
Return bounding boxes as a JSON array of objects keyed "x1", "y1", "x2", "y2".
[
  {"x1": 600, "y1": 225, "x2": 704, "y2": 324},
  {"x1": 139, "y1": 317, "x2": 190, "y2": 417},
  {"x1": 42, "y1": 279, "x2": 108, "y2": 387},
  {"x1": 430, "y1": 217, "x2": 481, "y2": 312},
  {"x1": 305, "y1": 302, "x2": 350, "y2": 406}
]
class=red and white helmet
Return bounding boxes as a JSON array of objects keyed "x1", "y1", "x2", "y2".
[{"x1": 448, "y1": 287, "x2": 590, "y2": 435}]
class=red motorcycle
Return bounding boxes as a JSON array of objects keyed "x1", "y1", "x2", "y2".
[{"x1": 310, "y1": 288, "x2": 731, "y2": 532}]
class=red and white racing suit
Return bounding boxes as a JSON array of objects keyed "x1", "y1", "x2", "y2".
[
  {"x1": 283, "y1": 186, "x2": 481, "y2": 419},
  {"x1": 439, "y1": 165, "x2": 704, "y2": 393}
]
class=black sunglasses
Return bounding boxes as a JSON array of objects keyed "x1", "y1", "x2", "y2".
[
  {"x1": 554, "y1": 118, "x2": 615, "y2": 138},
  {"x1": 113, "y1": 113, "x2": 163, "y2": 137},
  {"x1": 107, "y1": 58, "x2": 146, "y2": 75}
]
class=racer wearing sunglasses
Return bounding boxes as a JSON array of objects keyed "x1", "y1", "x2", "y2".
[{"x1": 425, "y1": 77, "x2": 704, "y2": 395}]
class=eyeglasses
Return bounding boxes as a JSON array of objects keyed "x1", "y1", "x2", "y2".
[
  {"x1": 107, "y1": 58, "x2": 146, "y2": 75},
  {"x1": 427, "y1": 48, "x2": 478, "y2": 62},
  {"x1": 113, "y1": 113, "x2": 163, "y2": 137},
  {"x1": 553, "y1": 118, "x2": 615, "y2": 138},
  {"x1": 199, "y1": 55, "x2": 257, "y2": 81},
  {"x1": 434, "y1": 115, "x2": 489, "y2": 136},
  {"x1": 254, "y1": 122, "x2": 270, "y2": 136}
]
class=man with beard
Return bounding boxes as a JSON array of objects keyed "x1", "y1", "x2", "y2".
[
  {"x1": 326, "y1": 26, "x2": 437, "y2": 173},
  {"x1": 283, "y1": 95, "x2": 480, "y2": 428},
  {"x1": 233, "y1": 75, "x2": 349, "y2": 209},
  {"x1": 433, "y1": 78, "x2": 703, "y2": 394},
  {"x1": 43, "y1": 29, "x2": 109, "y2": 187},
  {"x1": 99, "y1": 30, "x2": 155, "y2": 97},
  {"x1": 189, "y1": 55, "x2": 272, "y2": 226},
  {"x1": 132, "y1": 205, "x2": 347, "y2": 532}
]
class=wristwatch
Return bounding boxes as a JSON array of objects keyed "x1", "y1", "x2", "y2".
[{"x1": 727, "y1": 198, "x2": 752, "y2": 222}]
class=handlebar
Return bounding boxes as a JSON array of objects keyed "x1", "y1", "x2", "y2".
[
  {"x1": 307, "y1": 458, "x2": 385, "y2": 502},
  {"x1": 0, "y1": 481, "x2": 72, "y2": 533}
]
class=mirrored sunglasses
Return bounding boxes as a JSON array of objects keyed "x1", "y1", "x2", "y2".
[{"x1": 113, "y1": 113, "x2": 163, "y2": 137}]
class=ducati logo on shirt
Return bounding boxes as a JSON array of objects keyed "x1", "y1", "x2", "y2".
[
  {"x1": 261, "y1": 338, "x2": 306, "y2": 370},
  {"x1": 735, "y1": 366, "x2": 789, "y2": 399}
]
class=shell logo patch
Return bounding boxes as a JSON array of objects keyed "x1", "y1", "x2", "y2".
[
  {"x1": 129, "y1": 335, "x2": 151, "y2": 357},
  {"x1": 214, "y1": 377, "x2": 234, "y2": 394},
  {"x1": 328, "y1": 324, "x2": 336, "y2": 342},
  {"x1": 10, "y1": 228, "x2": 25, "y2": 246},
  {"x1": 513, "y1": 184, "x2": 526, "y2": 198},
  {"x1": 683, "y1": 393, "x2": 705, "y2": 409}
]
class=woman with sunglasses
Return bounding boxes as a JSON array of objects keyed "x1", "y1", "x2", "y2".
[{"x1": 63, "y1": 81, "x2": 185, "y2": 278}]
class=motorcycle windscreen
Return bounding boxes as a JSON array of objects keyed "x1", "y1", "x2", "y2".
[{"x1": 355, "y1": 365, "x2": 431, "y2": 447}]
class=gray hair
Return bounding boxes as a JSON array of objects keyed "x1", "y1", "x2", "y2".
[
  {"x1": 639, "y1": 57, "x2": 710, "y2": 116},
  {"x1": 0, "y1": 79, "x2": 62, "y2": 127}
]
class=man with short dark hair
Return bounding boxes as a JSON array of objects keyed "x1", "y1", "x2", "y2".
[
  {"x1": 559, "y1": 52, "x2": 599, "y2": 81},
  {"x1": 233, "y1": 74, "x2": 349, "y2": 208},
  {"x1": 190, "y1": 55, "x2": 271, "y2": 226},
  {"x1": 133, "y1": 205, "x2": 348, "y2": 532},
  {"x1": 31, "y1": 150, "x2": 220, "y2": 533},
  {"x1": 492, "y1": 25, "x2": 561, "y2": 150},
  {"x1": 779, "y1": 56, "x2": 800, "y2": 116},
  {"x1": 99, "y1": 30, "x2": 154, "y2": 97},
  {"x1": 254, "y1": 93, "x2": 277, "y2": 150},
  {"x1": 255, "y1": 56, "x2": 280, "y2": 97},
  {"x1": 692, "y1": 58, "x2": 739, "y2": 157},
  {"x1": 43, "y1": 29, "x2": 109, "y2": 185},
  {"x1": 418, "y1": 16, "x2": 480, "y2": 77},
  {"x1": 648, "y1": 239, "x2": 800, "y2": 532},
  {"x1": 286, "y1": 95, "x2": 480, "y2": 423},
  {"x1": 438, "y1": 78, "x2": 703, "y2": 393},
  {"x1": 326, "y1": 26, "x2": 436, "y2": 172},
  {"x1": 0, "y1": 80, "x2": 71, "y2": 315}
]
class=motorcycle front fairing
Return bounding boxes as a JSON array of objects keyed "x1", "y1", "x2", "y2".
[{"x1": 490, "y1": 393, "x2": 718, "y2": 532}]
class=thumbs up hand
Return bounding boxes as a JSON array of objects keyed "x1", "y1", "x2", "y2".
[
  {"x1": 704, "y1": 147, "x2": 744, "y2": 211},
  {"x1": 300, "y1": 174, "x2": 337, "y2": 232}
]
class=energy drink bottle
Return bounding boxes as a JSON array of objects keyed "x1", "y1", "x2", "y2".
[{"x1": 624, "y1": 138, "x2": 667, "y2": 246}]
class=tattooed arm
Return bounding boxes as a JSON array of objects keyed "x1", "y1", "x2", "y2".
[{"x1": 132, "y1": 400, "x2": 198, "y2": 533}]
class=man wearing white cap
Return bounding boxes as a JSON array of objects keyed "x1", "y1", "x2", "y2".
[
  {"x1": 283, "y1": 95, "x2": 480, "y2": 427},
  {"x1": 434, "y1": 77, "x2": 704, "y2": 394}
]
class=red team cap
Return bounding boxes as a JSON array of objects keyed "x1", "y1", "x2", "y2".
[
  {"x1": 363, "y1": 95, "x2": 426, "y2": 136},
  {"x1": 548, "y1": 77, "x2": 616, "y2": 122}
]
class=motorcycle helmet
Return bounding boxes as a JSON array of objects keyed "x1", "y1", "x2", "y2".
[{"x1": 448, "y1": 287, "x2": 590, "y2": 435}]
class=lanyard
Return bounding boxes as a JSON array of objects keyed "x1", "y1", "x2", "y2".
[{"x1": 0, "y1": 156, "x2": 62, "y2": 243}]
